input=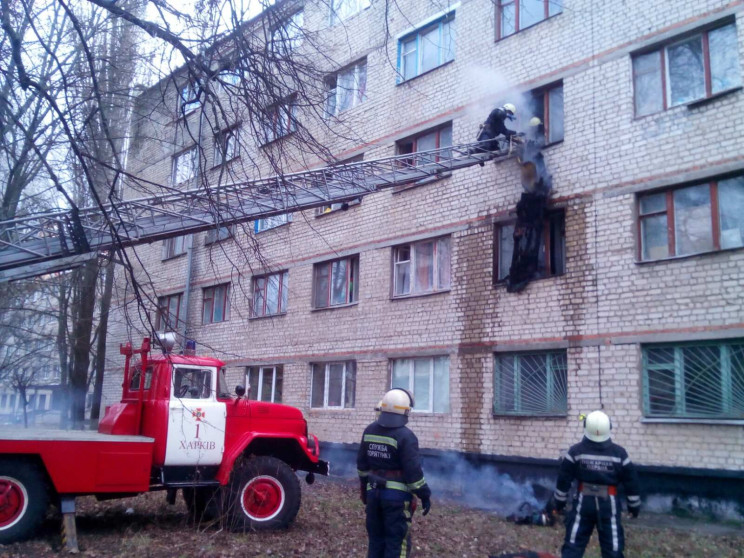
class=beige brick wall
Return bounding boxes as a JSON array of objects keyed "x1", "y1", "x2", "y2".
[{"x1": 104, "y1": 0, "x2": 744, "y2": 472}]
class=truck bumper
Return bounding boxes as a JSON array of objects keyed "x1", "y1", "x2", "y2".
[{"x1": 309, "y1": 459, "x2": 330, "y2": 476}]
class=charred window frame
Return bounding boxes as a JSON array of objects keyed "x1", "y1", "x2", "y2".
[
  {"x1": 519, "y1": 82, "x2": 564, "y2": 144},
  {"x1": 311, "y1": 361, "x2": 356, "y2": 408},
  {"x1": 632, "y1": 20, "x2": 741, "y2": 117},
  {"x1": 156, "y1": 293, "x2": 182, "y2": 332},
  {"x1": 325, "y1": 59, "x2": 367, "y2": 117},
  {"x1": 637, "y1": 175, "x2": 744, "y2": 261},
  {"x1": 391, "y1": 356, "x2": 450, "y2": 413},
  {"x1": 202, "y1": 283, "x2": 230, "y2": 325},
  {"x1": 397, "y1": 12, "x2": 455, "y2": 82},
  {"x1": 330, "y1": 0, "x2": 370, "y2": 26},
  {"x1": 247, "y1": 365, "x2": 283, "y2": 402},
  {"x1": 252, "y1": 271, "x2": 289, "y2": 317},
  {"x1": 172, "y1": 146, "x2": 197, "y2": 185},
  {"x1": 493, "y1": 350, "x2": 568, "y2": 416},
  {"x1": 493, "y1": 210, "x2": 565, "y2": 283},
  {"x1": 261, "y1": 97, "x2": 298, "y2": 144},
  {"x1": 642, "y1": 340, "x2": 744, "y2": 420},
  {"x1": 255, "y1": 213, "x2": 292, "y2": 232},
  {"x1": 313, "y1": 256, "x2": 359, "y2": 308},
  {"x1": 393, "y1": 236, "x2": 451, "y2": 298},
  {"x1": 496, "y1": 0, "x2": 562, "y2": 40},
  {"x1": 214, "y1": 126, "x2": 240, "y2": 166}
]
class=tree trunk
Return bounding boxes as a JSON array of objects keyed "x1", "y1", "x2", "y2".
[
  {"x1": 69, "y1": 260, "x2": 99, "y2": 428},
  {"x1": 90, "y1": 257, "x2": 114, "y2": 423}
]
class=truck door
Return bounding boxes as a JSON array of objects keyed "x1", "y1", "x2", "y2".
[{"x1": 164, "y1": 365, "x2": 226, "y2": 466}]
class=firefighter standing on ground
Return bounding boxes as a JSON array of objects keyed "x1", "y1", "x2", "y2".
[
  {"x1": 553, "y1": 411, "x2": 642, "y2": 558},
  {"x1": 357, "y1": 389, "x2": 432, "y2": 558}
]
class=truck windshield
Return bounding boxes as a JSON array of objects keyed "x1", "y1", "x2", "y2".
[
  {"x1": 173, "y1": 367, "x2": 213, "y2": 399},
  {"x1": 217, "y1": 367, "x2": 232, "y2": 398}
]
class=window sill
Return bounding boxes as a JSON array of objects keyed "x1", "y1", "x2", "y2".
[
  {"x1": 202, "y1": 319, "x2": 229, "y2": 326},
  {"x1": 255, "y1": 222, "x2": 291, "y2": 234},
  {"x1": 311, "y1": 301, "x2": 359, "y2": 312},
  {"x1": 687, "y1": 86, "x2": 742, "y2": 109},
  {"x1": 391, "y1": 289, "x2": 450, "y2": 301},
  {"x1": 204, "y1": 236, "x2": 233, "y2": 246},
  {"x1": 495, "y1": 13, "x2": 562, "y2": 43},
  {"x1": 492, "y1": 413, "x2": 568, "y2": 419},
  {"x1": 641, "y1": 417, "x2": 744, "y2": 426},
  {"x1": 260, "y1": 131, "x2": 297, "y2": 148},
  {"x1": 314, "y1": 200, "x2": 362, "y2": 217},
  {"x1": 249, "y1": 312, "x2": 287, "y2": 321},
  {"x1": 392, "y1": 172, "x2": 452, "y2": 194},
  {"x1": 396, "y1": 59, "x2": 454, "y2": 86},
  {"x1": 492, "y1": 273, "x2": 564, "y2": 288},
  {"x1": 635, "y1": 244, "x2": 743, "y2": 265},
  {"x1": 161, "y1": 252, "x2": 188, "y2": 262},
  {"x1": 210, "y1": 156, "x2": 240, "y2": 170}
]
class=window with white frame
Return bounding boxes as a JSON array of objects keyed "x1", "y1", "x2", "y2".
[
  {"x1": 311, "y1": 361, "x2": 356, "y2": 408},
  {"x1": 214, "y1": 127, "x2": 240, "y2": 165},
  {"x1": 494, "y1": 351, "x2": 568, "y2": 416},
  {"x1": 255, "y1": 213, "x2": 292, "y2": 232},
  {"x1": 330, "y1": 0, "x2": 370, "y2": 25},
  {"x1": 172, "y1": 147, "x2": 197, "y2": 185},
  {"x1": 313, "y1": 255, "x2": 359, "y2": 308},
  {"x1": 162, "y1": 235, "x2": 187, "y2": 259},
  {"x1": 494, "y1": 210, "x2": 565, "y2": 282},
  {"x1": 638, "y1": 175, "x2": 744, "y2": 260},
  {"x1": 247, "y1": 365, "x2": 283, "y2": 403},
  {"x1": 393, "y1": 237, "x2": 451, "y2": 297},
  {"x1": 396, "y1": 123, "x2": 453, "y2": 169},
  {"x1": 518, "y1": 82, "x2": 564, "y2": 144},
  {"x1": 272, "y1": 10, "x2": 304, "y2": 52},
  {"x1": 262, "y1": 98, "x2": 297, "y2": 144},
  {"x1": 391, "y1": 356, "x2": 449, "y2": 413},
  {"x1": 642, "y1": 340, "x2": 744, "y2": 419},
  {"x1": 398, "y1": 12, "x2": 455, "y2": 82},
  {"x1": 202, "y1": 283, "x2": 229, "y2": 325},
  {"x1": 179, "y1": 82, "x2": 201, "y2": 115},
  {"x1": 156, "y1": 293, "x2": 182, "y2": 332},
  {"x1": 497, "y1": 0, "x2": 562, "y2": 40},
  {"x1": 326, "y1": 59, "x2": 367, "y2": 117},
  {"x1": 252, "y1": 271, "x2": 288, "y2": 317},
  {"x1": 633, "y1": 21, "x2": 741, "y2": 116}
]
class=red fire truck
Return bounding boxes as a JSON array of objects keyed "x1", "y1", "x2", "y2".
[{"x1": 0, "y1": 337, "x2": 328, "y2": 545}]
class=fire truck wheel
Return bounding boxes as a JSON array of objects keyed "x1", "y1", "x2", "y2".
[
  {"x1": 0, "y1": 459, "x2": 49, "y2": 544},
  {"x1": 227, "y1": 456, "x2": 301, "y2": 531},
  {"x1": 183, "y1": 487, "x2": 221, "y2": 523}
]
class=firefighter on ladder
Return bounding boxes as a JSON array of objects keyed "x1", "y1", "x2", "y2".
[
  {"x1": 358, "y1": 389, "x2": 431, "y2": 558},
  {"x1": 553, "y1": 411, "x2": 642, "y2": 558},
  {"x1": 476, "y1": 103, "x2": 518, "y2": 151}
]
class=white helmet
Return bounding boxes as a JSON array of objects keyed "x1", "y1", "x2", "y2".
[
  {"x1": 528, "y1": 116, "x2": 542, "y2": 127},
  {"x1": 377, "y1": 388, "x2": 414, "y2": 427},
  {"x1": 502, "y1": 102, "x2": 516, "y2": 116},
  {"x1": 584, "y1": 411, "x2": 611, "y2": 442}
]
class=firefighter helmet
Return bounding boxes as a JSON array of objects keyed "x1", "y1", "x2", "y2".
[
  {"x1": 584, "y1": 410, "x2": 612, "y2": 442},
  {"x1": 528, "y1": 117, "x2": 542, "y2": 127},
  {"x1": 377, "y1": 388, "x2": 415, "y2": 428},
  {"x1": 502, "y1": 103, "x2": 516, "y2": 116}
]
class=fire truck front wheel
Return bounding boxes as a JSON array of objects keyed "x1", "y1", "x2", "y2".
[
  {"x1": 0, "y1": 459, "x2": 49, "y2": 544},
  {"x1": 227, "y1": 455, "x2": 301, "y2": 531}
]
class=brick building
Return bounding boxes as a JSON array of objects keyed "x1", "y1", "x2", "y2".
[{"x1": 105, "y1": 0, "x2": 744, "y2": 517}]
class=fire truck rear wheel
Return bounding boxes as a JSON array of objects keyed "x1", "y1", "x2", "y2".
[
  {"x1": 0, "y1": 459, "x2": 49, "y2": 544},
  {"x1": 227, "y1": 455, "x2": 301, "y2": 531}
]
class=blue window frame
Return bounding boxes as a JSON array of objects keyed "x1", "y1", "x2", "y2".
[{"x1": 397, "y1": 13, "x2": 455, "y2": 82}]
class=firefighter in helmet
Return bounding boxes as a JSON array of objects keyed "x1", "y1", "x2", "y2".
[
  {"x1": 357, "y1": 389, "x2": 431, "y2": 558},
  {"x1": 476, "y1": 103, "x2": 517, "y2": 151},
  {"x1": 553, "y1": 411, "x2": 641, "y2": 558}
]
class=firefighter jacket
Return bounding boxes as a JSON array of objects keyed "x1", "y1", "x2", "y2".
[
  {"x1": 478, "y1": 107, "x2": 517, "y2": 141},
  {"x1": 357, "y1": 421, "x2": 431, "y2": 501},
  {"x1": 554, "y1": 437, "x2": 641, "y2": 512}
]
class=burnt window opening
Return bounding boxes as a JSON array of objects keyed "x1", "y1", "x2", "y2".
[{"x1": 494, "y1": 209, "x2": 565, "y2": 285}]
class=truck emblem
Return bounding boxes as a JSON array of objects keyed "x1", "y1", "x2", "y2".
[{"x1": 192, "y1": 408, "x2": 205, "y2": 422}]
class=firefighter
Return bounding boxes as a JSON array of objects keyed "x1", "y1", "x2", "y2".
[
  {"x1": 476, "y1": 103, "x2": 517, "y2": 151},
  {"x1": 526, "y1": 117, "x2": 546, "y2": 147},
  {"x1": 357, "y1": 389, "x2": 432, "y2": 558},
  {"x1": 553, "y1": 411, "x2": 642, "y2": 558}
]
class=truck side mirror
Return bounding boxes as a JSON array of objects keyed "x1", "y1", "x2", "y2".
[{"x1": 235, "y1": 385, "x2": 246, "y2": 398}]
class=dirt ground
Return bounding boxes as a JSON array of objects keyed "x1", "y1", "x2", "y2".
[{"x1": 3, "y1": 478, "x2": 743, "y2": 558}]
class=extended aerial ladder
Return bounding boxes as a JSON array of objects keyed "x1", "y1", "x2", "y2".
[{"x1": 0, "y1": 139, "x2": 516, "y2": 282}]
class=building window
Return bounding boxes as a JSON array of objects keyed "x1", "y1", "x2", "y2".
[
  {"x1": 205, "y1": 226, "x2": 233, "y2": 244},
  {"x1": 638, "y1": 176, "x2": 744, "y2": 260},
  {"x1": 497, "y1": 0, "x2": 561, "y2": 39},
  {"x1": 311, "y1": 361, "x2": 356, "y2": 408},
  {"x1": 255, "y1": 213, "x2": 292, "y2": 232},
  {"x1": 156, "y1": 293, "x2": 182, "y2": 332},
  {"x1": 494, "y1": 210, "x2": 565, "y2": 281},
  {"x1": 391, "y1": 356, "x2": 449, "y2": 413},
  {"x1": 162, "y1": 235, "x2": 187, "y2": 259},
  {"x1": 214, "y1": 127, "x2": 240, "y2": 166},
  {"x1": 494, "y1": 351, "x2": 568, "y2": 416},
  {"x1": 330, "y1": 0, "x2": 370, "y2": 25},
  {"x1": 642, "y1": 341, "x2": 744, "y2": 419},
  {"x1": 393, "y1": 237, "x2": 451, "y2": 297},
  {"x1": 271, "y1": 10, "x2": 304, "y2": 52},
  {"x1": 262, "y1": 98, "x2": 297, "y2": 144},
  {"x1": 396, "y1": 123, "x2": 453, "y2": 168},
  {"x1": 247, "y1": 365, "x2": 283, "y2": 403},
  {"x1": 313, "y1": 256, "x2": 359, "y2": 308},
  {"x1": 398, "y1": 12, "x2": 455, "y2": 82},
  {"x1": 520, "y1": 82, "x2": 564, "y2": 144},
  {"x1": 180, "y1": 82, "x2": 201, "y2": 115},
  {"x1": 172, "y1": 147, "x2": 197, "y2": 185},
  {"x1": 316, "y1": 156, "x2": 364, "y2": 215},
  {"x1": 252, "y1": 271, "x2": 288, "y2": 317},
  {"x1": 633, "y1": 21, "x2": 741, "y2": 116},
  {"x1": 202, "y1": 283, "x2": 230, "y2": 325},
  {"x1": 326, "y1": 59, "x2": 367, "y2": 117}
]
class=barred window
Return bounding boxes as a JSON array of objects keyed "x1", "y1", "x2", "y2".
[{"x1": 493, "y1": 351, "x2": 568, "y2": 416}]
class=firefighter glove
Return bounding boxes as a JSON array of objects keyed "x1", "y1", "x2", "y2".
[
  {"x1": 421, "y1": 497, "x2": 431, "y2": 516},
  {"x1": 629, "y1": 506, "x2": 639, "y2": 518}
]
